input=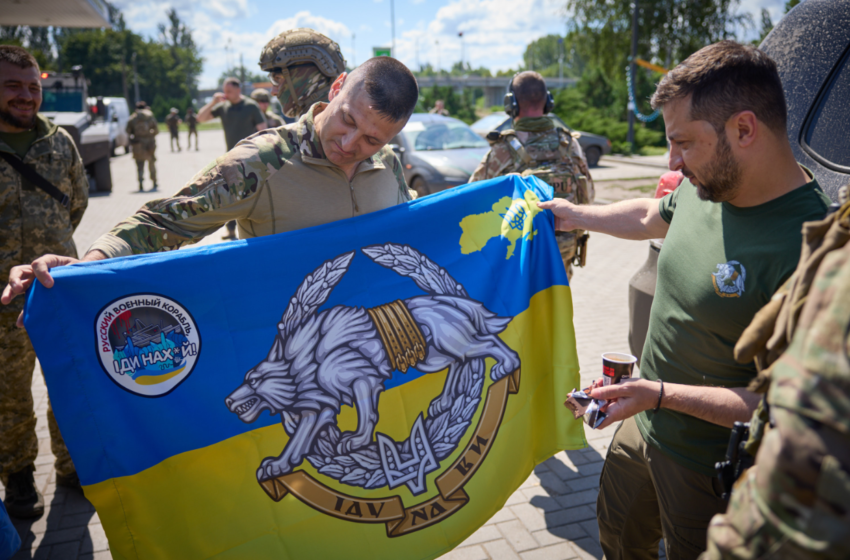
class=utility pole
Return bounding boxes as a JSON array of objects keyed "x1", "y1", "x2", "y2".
[
  {"x1": 415, "y1": 36, "x2": 419, "y2": 70},
  {"x1": 558, "y1": 37, "x2": 563, "y2": 85},
  {"x1": 352, "y1": 33, "x2": 356, "y2": 68},
  {"x1": 458, "y1": 31, "x2": 464, "y2": 74},
  {"x1": 132, "y1": 51, "x2": 140, "y2": 105},
  {"x1": 390, "y1": 0, "x2": 396, "y2": 57},
  {"x1": 627, "y1": 1, "x2": 638, "y2": 152},
  {"x1": 436, "y1": 40, "x2": 440, "y2": 75},
  {"x1": 122, "y1": 56, "x2": 129, "y2": 101},
  {"x1": 240, "y1": 53, "x2": 246, "y2": 94}
]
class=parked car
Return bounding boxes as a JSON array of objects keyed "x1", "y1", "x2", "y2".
[
  {"x1": 389, "y1": 114, "x2": 490, "y2": 197},
  {"x1": 627, "y1": 0, "x2": 850, "y2": 362},
  {"x1": 470, "y1": 111, "x2": 611, "y2": 167},
  {"x1": 96, "y1": 97, "x2": 131, "y2": 156}
]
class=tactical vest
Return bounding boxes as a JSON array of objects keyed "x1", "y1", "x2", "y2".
[
  {"x1": 489, "y1": 127, "x2": 591, "y2": 267},
  {"x1": 131, "y1": 111, "x2": 157, "y2": 139}
]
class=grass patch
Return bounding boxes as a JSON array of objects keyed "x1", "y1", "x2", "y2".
[
  {"x1": 629, "y1": 184, "x2": 657, "y2": 193},
  {"x1": 157, "y1": 122, "x2": 222, "y2": 133},
  {"x1": 639, "y1": 146, "x2": 668, "y2": 156}
]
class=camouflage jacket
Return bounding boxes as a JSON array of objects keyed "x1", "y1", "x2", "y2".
[
  {"x1": 0, "y1": 114, "x2": 89, "y2": 311},
  {"x1": 468, "y1": 116, "x2": 595, "y2": 205},
  {"x1": 185, "y1": 113, "x2": 198, "y2": 130},
  {"x1": 127, "y1": 109, "x2": 159, "y2": 139},
  {"x1": 702, "y1": 203, "x2": 850, "y2": 559},
  {"x1": 165, "y1": 113, "x2": 180, "y2": 132},
  {"x1": 89, "y1": 102, "x2": 412, "y2": 258}
]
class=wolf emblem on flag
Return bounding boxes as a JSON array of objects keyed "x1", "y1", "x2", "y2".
[{"x1": 225, "y1": 242, "x2": 522, "y2": 534}]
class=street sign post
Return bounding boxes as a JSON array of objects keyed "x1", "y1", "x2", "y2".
[{"x1": 373, "y1": 47, "x2": 392, "y2": 57}]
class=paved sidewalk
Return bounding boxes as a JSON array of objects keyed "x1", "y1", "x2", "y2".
[{"x1": 2, "y1": 132, "x2": 654, "y2": 559}]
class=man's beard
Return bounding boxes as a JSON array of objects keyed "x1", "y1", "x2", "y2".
[
  {"x1": 692, "y1": 133, "x2": 741, "y2": 203},
  {"x1": 0, "y1": 102, "x2": 37, "y2": 130}
]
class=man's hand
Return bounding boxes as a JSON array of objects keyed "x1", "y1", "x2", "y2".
[
  {"x1": 590, "y1": 378, "x2": 660, "y2": 429},
  {"x1": 537, "y1": 197, "x2": 669, "y2": 241},
  {"x1": 212, "y1": 92, "x2": 226, "y2": 103},
  {"x1": 537, "y1": 199, "x2": 584, "y2": 231},
  {"x1": 2, "y1": 255, "x2": 80, "y2": 327}
]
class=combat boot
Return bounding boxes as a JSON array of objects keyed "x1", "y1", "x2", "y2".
[
  {"x1": 56, "y1": 471, "x2": 82, "y2": 492},
  {"x1": 4, "y1": 465, "x2": 44, "y2": 518},
  {"x1": 138, "y1": 181, "x2": 144, "y2": 192}
]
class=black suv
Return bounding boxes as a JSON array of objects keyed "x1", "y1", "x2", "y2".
[{"x1": 628, "y1": 0, "x2": 850, "y2": 361}]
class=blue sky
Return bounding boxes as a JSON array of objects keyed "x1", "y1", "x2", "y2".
[{"x1": 113, "y1": 0, "x2": 788, "y2": 89}]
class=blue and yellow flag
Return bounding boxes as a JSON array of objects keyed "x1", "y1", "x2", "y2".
[{"x1": 25, "y1": 175, "x2": 586, "y2": 559}]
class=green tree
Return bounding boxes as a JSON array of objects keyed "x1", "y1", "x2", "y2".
[
  {"x1": 785, "y1": 0, "x2": 801, "y2": 12},
  {"x1": 217, "y1": 66, "x2": 266, "y2": 88},
  {"x1": 523, "y1": 35, "x2": 567, "y2": 77},
  {"x1": 756, "y1": 9, "x2": 773, "y2": 43}
]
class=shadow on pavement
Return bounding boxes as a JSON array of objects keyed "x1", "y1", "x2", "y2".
[{"x1": 11, "y1": 487, "x2": 97, "y2": 559}]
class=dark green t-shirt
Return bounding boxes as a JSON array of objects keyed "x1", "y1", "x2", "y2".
[
  {"x1": 0, "y1": 128, "x2": 38, "y2": 158},
  {"x1": 211, "y1": 97, "x2": 265, "y2": 151},
  {"x1": 635, "y1": 174, "x2": 830, "y2": 476}
]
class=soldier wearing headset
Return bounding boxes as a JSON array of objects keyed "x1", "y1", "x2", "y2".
[{"x1": 469, "y1": 71, "x2": 594, "y2": 278}]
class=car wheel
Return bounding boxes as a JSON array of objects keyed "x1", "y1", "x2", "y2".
[
  {"x1": 585, "y1": 146, "x2": 601, "y2": 168},
  {"x1": 124, "y1": 144, "x2": 130, "y2": 155},
  {"x1": 411, "y1": 176, "x2": 430, "y2": 198},
  {"x1": 110, "y1": 140, "x2": 116, "y2": 158}
]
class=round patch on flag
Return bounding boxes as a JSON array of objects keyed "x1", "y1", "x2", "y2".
[{"x1": 95, "y1": 294, "x2": 201, "y2": 397}]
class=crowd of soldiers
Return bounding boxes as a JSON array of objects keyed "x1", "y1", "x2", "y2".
[{"x1": 1, "y1": 22, "x2": 849, "y2": 560}]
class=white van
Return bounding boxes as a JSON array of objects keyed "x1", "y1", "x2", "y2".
[{"x1": 101, "y1": 97, "x2": 131, "y2": 156}]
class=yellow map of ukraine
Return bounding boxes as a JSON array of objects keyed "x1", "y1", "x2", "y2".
[{"x1": 459, "y1": 190, "x2": 542, "y2": 259}]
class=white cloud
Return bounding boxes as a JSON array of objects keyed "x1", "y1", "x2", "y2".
[
  {"x1": 393, "y1": 0, "x2": 564, "y2": 72},
  {"x1": 113, "y1": 2, "x2": 352, "y2": 89}
]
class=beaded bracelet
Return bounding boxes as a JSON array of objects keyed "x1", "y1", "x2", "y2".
[{"x1": 653, "y1": 379, "x2": 664, "y2": 413}]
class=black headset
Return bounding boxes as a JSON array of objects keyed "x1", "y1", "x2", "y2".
[{"x1": 504, "y1": 73, "x2": 555, "y2": 118}]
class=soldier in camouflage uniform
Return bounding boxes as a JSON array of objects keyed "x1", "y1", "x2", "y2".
[
  {"x1": 250, "y1": 88, "x2": 285, "y2": 128},
  {"x1": 0, "y1": 46, "x2": 88, "y2": 518},
  {"x1": 469, "y1": 72, "x2": 594, "y2": 279},
  {"x1": 165, "y1": 107, "x2": 181, "y2": 152},
  {"x1": 127, "y1": 101, "x2": 159, "y2": 192},
  {"x1": 185, "y1": 107, "x2": 198, "y2": 151},
  {"x1": 259, "y1": 28, "x2": 346, "y2": 120},
  {"x1": 4, "y1": 56, "x2": 418, "y2": 309},
  {"x1": 702, "y1": 194, "x2": 850, "y2": 559}
]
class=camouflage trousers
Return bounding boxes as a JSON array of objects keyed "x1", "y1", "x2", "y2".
[
  {"x1": 135, "y1": 159, "x2": 157, "y2": 184},
  {"x1": 557, "y1": 233, "x2": 576, "y2": 281},
  {"x1": 132, "y1": 139, "x2": 157, "y2": 184},
  {"x1": 187, "y1": 128, "x2": 198, "y2": 149},
  {"x1": 0, "y1": 312, "x2": 74, "y2": 486}
]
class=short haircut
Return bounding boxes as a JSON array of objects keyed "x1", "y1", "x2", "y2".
[
  {"x1": 135, "y1": 101, "x2": 147, "y2": 109},
  {"x1": 348, "y1": 57, "x2": 418, "y2": 122},
  {"x1": 651, "y1": 40, "x2": 787, "y2": 134},
  {"x1": 223, "y1": 77, "x2": 240, "y2": 88},
  {"x1": 0, "y1": 45, "x2": 39, "y2": 70},
  {"x1": 512, "y1": 71, "x2": 547, "y2": 110}
]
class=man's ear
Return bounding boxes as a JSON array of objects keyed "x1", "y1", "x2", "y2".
[
  {"x1": 729, "y1": 110, "x2": 758, "y2": 148},
  {"x1": 328, "y1": 73, "x2": 347, "y2": 102}
]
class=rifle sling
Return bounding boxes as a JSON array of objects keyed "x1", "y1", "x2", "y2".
[{"x1": 0, "y1": 151, "x2": 71, "y2": 209}]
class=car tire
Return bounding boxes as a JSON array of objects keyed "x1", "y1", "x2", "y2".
[
  {"x1": 124, "y1": 144, "x2": 130, "y2": 155},
  {"x1": 110, "y1": 140, "x2": 116, "y2": 158},
  {"x1": 411, "y1": 176, "x2": 430, "y2": 198},
  {"x1": 93, "y1": 156, "x2": 112, "y2": 193},
  {"x1": 585, "y1": 146, "x2": 601, "y2": 168}
]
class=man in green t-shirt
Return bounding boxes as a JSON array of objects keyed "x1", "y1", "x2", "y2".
[
  {"x1": 197, "y1": 76, "x2": 267, "y2": 239},
  {"x1": 539, "y1": 41, "x2": 831, "y2": 560}
]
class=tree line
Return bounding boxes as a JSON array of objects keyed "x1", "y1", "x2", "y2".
[{"x1": 0, "y1": 4, "x2": 202, "y2": 122}]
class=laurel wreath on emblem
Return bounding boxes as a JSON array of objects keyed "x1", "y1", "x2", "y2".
[{"x1": 304, "y1": 359, "x2": 485, "y2": 489}]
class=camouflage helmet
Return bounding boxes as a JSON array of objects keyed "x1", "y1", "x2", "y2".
[
  {"x1": 250, "y1": 88, "x2": 271, "y2": 103},
  {"x1": 258, "y1": 28, "x2": 346, "y2": 118}
]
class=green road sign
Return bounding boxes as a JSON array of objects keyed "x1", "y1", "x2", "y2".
[{"x1": 372, "y1": 47, "x2": 392, "y2": 57}]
